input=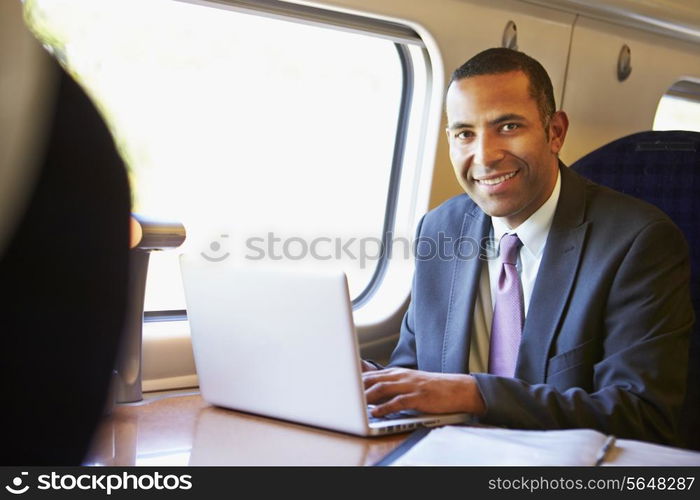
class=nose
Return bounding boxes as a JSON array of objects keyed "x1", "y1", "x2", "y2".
[{"x1": 473, "y1": 133, "x2": 504, "y2": 167}]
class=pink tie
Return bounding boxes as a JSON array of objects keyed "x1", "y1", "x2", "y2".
[{"x1": 488, "y1": 233, "x2": 524, "y2": 377}]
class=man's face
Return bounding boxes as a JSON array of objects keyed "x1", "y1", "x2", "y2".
[{"x1": 445, "y1": 70, "x2": 567, "y2": 228}]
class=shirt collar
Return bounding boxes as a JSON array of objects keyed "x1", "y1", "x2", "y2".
[{"x1": 491, "y1": 168, "x2": 561, "y2": 258}]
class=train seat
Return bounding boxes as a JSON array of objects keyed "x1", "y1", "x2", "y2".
[{"x1": 571, "y1": 130, "x2": 700, "y2": 450}]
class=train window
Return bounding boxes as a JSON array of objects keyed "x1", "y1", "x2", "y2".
[
  {"x1": 654, "y1": 81, "x2": 700, "y2": 133},
  {"x1": 26, "y1": 0, "x2": 430, "y2": 323}
]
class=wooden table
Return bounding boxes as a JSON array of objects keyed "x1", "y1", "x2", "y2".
[{"x1": 85, "y1": 392, "x2": 406, "y2": 466}]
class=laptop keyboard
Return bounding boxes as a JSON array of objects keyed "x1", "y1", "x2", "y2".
[{"x1": 366, "y1": 405, "x2": 421, "y2": 423}]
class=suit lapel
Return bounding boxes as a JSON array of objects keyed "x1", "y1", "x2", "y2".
[
  {"x1": 515, "y1": 164, "x2": 590, "y2": 383},
  {"x1": 441, "y1": 204, "x2": 490, "y2": 373}
]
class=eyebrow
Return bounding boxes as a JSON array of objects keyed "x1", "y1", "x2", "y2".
[{"x1": 447, "y1": 113, "x2": 527, "y2": 131}]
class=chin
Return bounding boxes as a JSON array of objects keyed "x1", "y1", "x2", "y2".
[{"x1": 481, "y1": 202, "x2": 513, "y2": 217}]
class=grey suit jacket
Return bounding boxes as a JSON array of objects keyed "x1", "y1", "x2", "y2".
[{"x1": 389, "y1": 164, "x2": 694, "y2": 446}]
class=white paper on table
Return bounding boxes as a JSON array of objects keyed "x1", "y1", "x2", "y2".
[
  {"x1": 392, "y1": 426, "x2": 610, "y2": 466},
  {"x1": 602, "y1": 439, "x2": 700, "y2": 466}
]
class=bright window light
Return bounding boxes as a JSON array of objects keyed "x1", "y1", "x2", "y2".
[
  {"x1": 27, "y1": 0, "x2": 405, "y2": 312},
  {"x1": 653, "y1": 82, "x2": 700, "y2": 133}
]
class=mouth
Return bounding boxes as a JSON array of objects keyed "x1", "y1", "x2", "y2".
[{"x1": 474, "y1": 170, "x2": 519, "y2": 186}]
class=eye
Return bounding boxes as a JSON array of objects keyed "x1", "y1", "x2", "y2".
[
  {"x1": 500, "y1": 123, "x2": 520, "y2": 132},
  {"x1": 455, "y1": 130, "x2": 474, "y2": 140}
]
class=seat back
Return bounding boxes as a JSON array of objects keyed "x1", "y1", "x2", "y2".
[
  {"x1": 571, "y1": 130, "x2": 700, "y2": 449},
  {"x1": 0, "y1": 4, "x2": 130, "y2": 463}
]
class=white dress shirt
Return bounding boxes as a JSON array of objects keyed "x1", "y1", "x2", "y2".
[{"x1": 468, "y1": 169, "x2": 561, "y2": 373}]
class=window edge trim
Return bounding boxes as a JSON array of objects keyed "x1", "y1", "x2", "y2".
[
  {"x1": 352, "y1": 42, "x2": 414, "y2": 309},
  {"x1": 174, "y1": 0, "x2": 425, "y2": 46}
]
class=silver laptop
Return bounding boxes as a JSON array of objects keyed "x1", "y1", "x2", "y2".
[{"x1": 179, "y1": 256, "x2": 469, "y2": 436}]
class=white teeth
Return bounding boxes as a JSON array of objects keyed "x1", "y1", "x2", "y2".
[{"x1": 477, "y1": 171, "x2": 517, "y2": 185}]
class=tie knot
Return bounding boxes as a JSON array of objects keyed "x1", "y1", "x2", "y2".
[{"x1": 499, "y1": 233, "x2": 522, "y2": 266}]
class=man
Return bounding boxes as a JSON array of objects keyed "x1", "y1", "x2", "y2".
[{"x1": 363, "y1": 48, "x2": 694, "y2": 447}]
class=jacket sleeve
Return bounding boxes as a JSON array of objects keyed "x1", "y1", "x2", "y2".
[{"x1": 472, "y1": 219, "x2": 694, "y2": 446}]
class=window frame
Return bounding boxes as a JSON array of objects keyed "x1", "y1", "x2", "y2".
[{"x1": 653, "y1": 79, "x2": 700, "y2": 133}]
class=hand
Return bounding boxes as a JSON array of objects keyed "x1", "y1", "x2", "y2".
[
  {"x1": 361, "y1": 360, "x2": 380, "y2": 372},
  {"x1": 362, "y1": 367, "x2": 486, "y2": 417}
]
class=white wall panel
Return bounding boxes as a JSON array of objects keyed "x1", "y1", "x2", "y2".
[
  {"x1": 523, "y1": 0, "x2": 700, "y2": 44},
  {"x1": 561, "y1": 16, "x2": 700, "y2": 163}
]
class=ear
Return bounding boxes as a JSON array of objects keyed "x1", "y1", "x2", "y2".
[{"x1": 548, "y1": 110, "x2": 569, "y2": 154}]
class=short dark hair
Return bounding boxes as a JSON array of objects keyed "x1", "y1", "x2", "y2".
[{"x1": 449, "y1": 48, "x2": 555, "y2": 127}]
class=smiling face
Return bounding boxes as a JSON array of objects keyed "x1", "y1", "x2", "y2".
[{"x1": 445, "y1": 70, "x2": 568, "y2": 229}]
